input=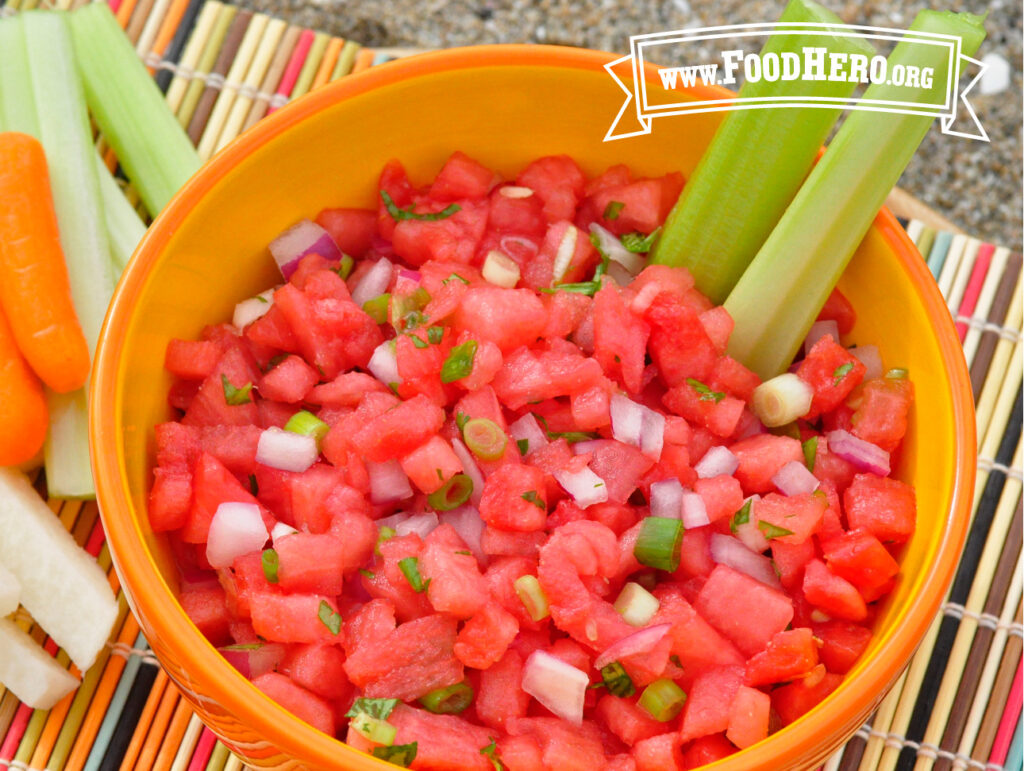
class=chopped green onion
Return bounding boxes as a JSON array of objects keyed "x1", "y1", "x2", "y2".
[
  {"x1": 886, "y1": 368, "x2": 909, "y2": 380},
  {"x1": 638, "y1": 678, "x2": 687, "y2": 722},
  {"x1": 363, "y1": 294, "x2": 390, "y2": 324},
  {"x1": 603, "y1": 201, "x2": 625, "y2": 221},
  {"x1": 346, "y1": 697, "x2": 399, "y2": 720},
  {"x1": 802, "y1": 437, "x2": 818, "y2": 472},
  {"x1": 650, "y1": 0, "x2": 873, "y2": 305},
  {"x1": 832, "y1": 362, "x2": 854, "y2": 386},
  {"x1": 398, "y1": 556, "x2": 429, "y2": 593},
  {"x1": 621, "y1": 227, "x2": 661, "y2": 254},
  {"x1": 730, "y1": 500, "x2": 752, "y2": 534},
  {"x1": 418, "y1": 682, "x2": 474, "y2": 714},
  {"x1": 334, "y1": 254, "x2": 354, "y2": 279},
  {"x1": 455, "y1": 412, "x2": 471, "y2": 431},
  {"x1": 261, "y1": 549, "x2": 279, "y2": 584},
  {"x1": 317, "y1": 600, "x2": 341, "y2": 635},
  {"x1": 427, "y1": 326, "x2": 445, "y2": 345},
  {"x1": 349, "y1": 713, "x2": 397, "y2": 746},
  {"x1": 723, "y1": 10, "x2": 986, "y2": 378},
  {"x1": 520, "y1": 490, "x2": 546, "y2": 510},
  {"x1": 514, "y1": 575, "x2": 550, "y2": 621},
  {"x1": 284, "y1": 410, "x2": 329, "y2": 443},
  {"x1": 427, "y1": 474, "x2": 474, "y2": 511},
  {"x1": 463, "y1": 418, "x2": 508, "y2": 461},
  {"x1": 372, "y1": 743, "x2": 417, "y2": 767},
  {"x1": 633, "y1": 517, "x2": 684, "y2": 572},
  {"x1": 381, "y1": 189, "x2": 460, "y2": 221},
  {"x1": 221, "y1": 375, "x2": 253, "y2": 405},
  {"x1": 441, "y1": 340, "x2": 478, "y2": 383},
  {"x1": 480, "y1": 738, "x2": 506, "y2": 771},
  {"x1": 68, "y1": 3, "x2": 201, "y2": 215},
  {"x1": 751, "y1": 373, "x2": 813, "y2": 427},
  {"x1": 600, "y1": 662, "x2": 636, "y2": 698},
  {"x1": 613, "y1": 582, "x2": 661, "y2": 627},
  {"x1": 686, "y1": 378, "x2": 725, "y2": 403},
  {"x1": 758, "y1": 521, "x2": 795, "y2": 539}
]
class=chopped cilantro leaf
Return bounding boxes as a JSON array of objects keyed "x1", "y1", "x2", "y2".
[
  {"x1": 381, "y1": 190, "x2": 460, "y2": 222},
  {"x1": 481, "y1": 739, "x2": 505, "y2": 770},
  {"x1": 456, "y1": 412, "x2": 470, "y2": 431},
  {"x1": 221, "y1": 374, "x2": 253, "y2": 405},
  {"x1": 516, "y1": 438, "x2": 529, "y2": 455},
  {"x1": 427, "y1": 326, "x2": 444, "y2": 344},
  {"x1": 441, "y1": 341, "x2": 478, "y2": 384},
  {"x1": 346, "y1": 697, "x2": 398, "y2": 720},
  {"x1": 398, "y1": 556, "x2": 429, "y2": 592},
  {"x1": 540, "y1": 282, "x2": 599, "y2": 296},
  {"x1": 521, "y1": 490, "x2": 546, "y2": 510},
  {"x1": 372, "y1": 743, "x2": 417, "y2": 767},
  {"x1": 686, "y1": 377, "x2": 725, "y2": 403},
  {"x1": 603, "y1": 200, "x2": 625, "y2": 221},
  {"x1": 621, "y1": 226, "x2": 661, "y2": 253},
  {"x1": 443, "y1": 273, "x2": 470, "y2": 285},
  {"x1": 832, "y1": 362, "x2": 854, "y2": 386},
  {"x1": 730, "y1": 500, "x2": 752, "y2": 533},
  {"x1": 410, "y1": 335, "x2": 429, "y2": 349},
  {"x1": 317, "y1": 600, "x2": 341, "y2": 635},
  {"x1": 802, "y1": 436, "x2": 818, "y2": 472},
  {"x1": 758, "y1": 521, "x2": 795, "y2": 539},
  {"x1": 359, "y1": 568, "x2": 375, "y2": 579},
  {"x1": 221, "y1": 642, "x2": 263, "y2": 651}
]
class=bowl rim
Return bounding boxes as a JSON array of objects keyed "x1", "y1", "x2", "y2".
[{"x1": 89, "y1": 43, "x2": 977, "y2": 771}]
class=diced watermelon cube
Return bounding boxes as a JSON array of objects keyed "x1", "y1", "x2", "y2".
[
  {"x1": 476, "y1": 650, "x2": 530, "y2": 730},
  {"x1": 165, "y1": 339, "x2": 222, "y2": 381},
  {"x1": 249, "y1": 593, "x2": 343, "y2": 645},
  {"x1": 698, "y1": 307, "x2": 734, "y2": 352},
  {"x1": 481, "y1": 526, "x2": 546, "y2": 558},
  {"x1": 198, "y1": 424, "x2": 262, "y2": 476},
  {"x1": 708, "y1": 355, "x2": 761, "y2": 403},
  {"x1": 391, "y1": 199, "x2": 489, "y2": 267},
  {"x1": 542, "y1": 291, "x2": 591, "y2": 340},
  {"x1": 455, "y1": 601, "x2": 519, "y2": 669},
  {"x1": 652, "y1": 585, "x2": 744, "y2": 682},
  {"x1": 680, "y1": 734, "x2": 736, "y2": 769},
  {"x1": 595, "y1": 695, "x2": 666, "y2": 746},
  {"x1": 149, "y1": 468, "x2": 192, "y2": 532},
  {"x1": 419, "y1": 524, "x2": 488, "y2": 619},
  {"x1": 802, "y1": 559, "x2": 868, "y2": 621},
  {"x1": 771, "y1": 672, "x2": 843, "y2": 725},
  {"x1": 729, "y1": 434, "x2": 804, "y2": 494},
  {"x1": 453, "y1": 287, "x2": 547, "y2": 354},
  {"x1": 694, "y1": 565, "x2": 794, "y2": 657},
  {"x1": 771, "y1": 537, "x2": 817, "y2": 591},
  {"x1": 587, "y1": 441, "x2": 655, "y2": 505},
  {"x1": 280, "y1": 643, "x2": 352, "y2": 701},
  {"x1": 179, "y1": 584, "x2": 231, "y2": 646},
  {"x1": 480, "y1": 463, "x2": 549, "y2": 532},
  {"x1": 812, "y1": 620, "x2": 873, "y2": 674},
  {"x1": 822, "y1": 527, "x2": 900, "y2": 600},
  {"x1": 275, "y1": 533, "x2": 347, "y2": 596},
  {"x1": 387, "y1": 704, "x2": 494, "y2": 771},
  {"x1": 308, "y1": 371, "x2": 389, "y2": 407},
  {"x1": 258, "y1": 355, "x2": 319, "y2": 404},
  {"x1": 744, "y1": 628, "x2": 819, "y2": 687},
  {"x1": 524, "y1": 220, "x2": 598, "y2": 289},
  {"x1": 679, "y1": 664, "x2": 745, "y2": 742},
  {"x1": 314, "y1": 207, "x2": 376, "y2": 257},
  {"x1": 632, "y1": 732, "x2": 684, "y2": 771},
  {"x1": 351, "y1": 393, "x2": 446, "y2": 463},
  {"x1": 516, "y1": 155, "x2": 587, "y2": 223},
  {"x1": 593, "y1": 285, "x2": 650, "y2": 394},
  {"x1": 506, "y1": 718, "x2": 608, "y2": 771},
  {"x1": 251, "y1": 672, "x2": 334, "y2": 736},
  {"x1": 183, "y1": 452, "x2": 264, "y2": 544},
  {"x1": 182, "y1": 347, "x2": 261, "y2": 428},
  {"x1": 796, "y1": 336, "x2": 866, "y2": 420},
  {"x1": 844, "y1": 474, "x2": 916, "y2": 544},
  {"x1": 849, "y1": 377, "x2": 914, "y2": 452},
  {"x1": 693, "y1": 475, "x2": 744, "y2": 523},
  {"x1": 401, "y1": 435, "x2": 464, "y2": 494},
  {"x1": 754, "y1": 492, "x2": 827, "y2": 545},
  {"x1": 645, "y1": 293, "x2": 718, "y2": 387},
  {"x1": 662, "y1": 383, "x2": 745, "y2": 439},
  {"x1": 430, "y1": 151, "x2": 495, "y2": 201},
  {"x1": 817, "y1": 288, "x2": 857, "y2": 335},
  {"x1": 361, "y1": 534, "x2": 434, "y2": 622},
  {"x1": 726, "y1": 685, "x2": 770, "y2": 749}
]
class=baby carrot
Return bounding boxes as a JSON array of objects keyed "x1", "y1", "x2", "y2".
[
  {"x1": 0, "y1": 132, "x2": 91, "y2": 394},
  {"x1": 0, "y1": 305, "x2": 48, "y2": 466}
]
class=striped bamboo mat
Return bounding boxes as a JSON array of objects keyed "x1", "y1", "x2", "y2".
[{"x1": 0, "y1": 0, "x2": 1020, "y2": 769}]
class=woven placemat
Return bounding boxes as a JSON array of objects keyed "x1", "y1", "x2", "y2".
[{"x1": 0, "y1": 0, "x2": 1019, "y2": 769}]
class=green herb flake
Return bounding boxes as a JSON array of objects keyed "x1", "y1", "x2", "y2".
[
  {"x1": 398, "y1": 556, "x2": 429, "y2": 593},
  {"x1": 480, "y1": 738, "x2": 506, "y2": 771},
  {"x1": 456, "y1": 412, "x2": 470, "y2": 431},
  {"x1": 381, "y1": 190, "x2": 460, "y2": 222},
  {"x1": 832, "y1": 362, "x2": 854, "y2": 386},
  {"x1": 387, "y1": 382, "x2": 401, "y2": 396},
  {"x1": 402, "y1": 310, "x2": 428, "y2": 331},
  {"x1": 248, "y1": 474, "x2": 259, "y2": 495},
  {"x1": 253, "y1": 294, "x2": 269, "y2": 304},
  {"x1": 802, "y1": 436, "x2": 818, "y2": 472},
  {"x1": 221, "y1": 642, "x2": 263, "y2": 651},
  {"x1": 540, "y1": 282, "x2": 599, "y2": 297},
  {"x1": 261, "y1": 549, "x2": 279, "y2": 584},
  {"x1": 441, "y1": 340, "x2": 478, "y2": 384},
  {"x1": 333, "y1": 254, "x2": 354, "y2": 279},
  {"x1": 346, "y1": 697, "x2": 399, "y2": 720},
  {"x1": 516, "y1": 438, "x2": 529, "y2": 456},
  {"x1": 730, "y1": 500, "x2": 752, "y2": 534},
  {"x1": 410, "y1": 334, "x2": 429, "y2": 349},
  {"x1": 372, "y1": 743, "x2": 418, "y2": 767},
  {"x1": 427, "y1": 326, "x2": 444, "y2": 344},
  {"x1": 359, "y1": 568, "x2": 375, "y2": 580},
  {"x1": 621, "y1": 227, "x2": 661, "y2": 253},
  {"x1": 455, "y1": 550, "x2": 472, "y2": 556},
  {"x1": 603, "y1": 200, "x2": 625, "y2": 221},
  {"x1": 521, "y1": 490, "x2": 546, "y2": 510},
  {"x1": 531, "y1": 412, "x2": 599, "y2": 443},
  {"x1": 685, "y1": 377, "x2": 725, "y2": 403},
  {"x1": 758, "y1": 521, "x2": 795, "y2": 539},
  {"x1": 221, "y1": 374, "x2": 253, "y2": 405},
  {"x1": 600, "y1": 661, "x2": 636, "y2": 697},
  {"x1": 443, "y1": 272, "x2": 470, "y2": 285},
  {"x1": 317, "y1": 599, "x2": 342, "y2": 635}
]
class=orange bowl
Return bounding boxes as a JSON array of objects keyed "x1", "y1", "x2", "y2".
[{"x1": 90, "y1": 45, "x2": 975, "y2": 771}]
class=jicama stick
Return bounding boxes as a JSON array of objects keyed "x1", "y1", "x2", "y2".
[
  {"x1": 651, "y1": 0, "x2": 873, "y2": 304},
  {"x1": 0, "y1": 563, "x2": 20, "y2": 617},
  {"x1": 725, "y1": 11, "x2": 987, "y2": 378},
  {"x1": 0, "y1": 618, "x2": 79, "y2": 710}
]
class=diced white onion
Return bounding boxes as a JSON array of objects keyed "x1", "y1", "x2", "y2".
[
  {"x1": 206, "y1": 502, "x2": 268, "y2": 569},
  {"x1": 553, "y1": 466, "x2": 608, "y2": 509},
  {"x1": 351, "y1": 257, "x2": 393, "y2": 308},
  {"x1": 640, "y1": 409, "x2": 665, "y2": 461},
  {"x1": 595, "y1": 624, "x2": 672, "y2": 670},
  {"x1": 850, "y1": 345, "x2": 883, "y2": 380},
  {"x1": 610, "y1": 394, "x2": 644, "y2": 447},
  {"x1": 752, "y1": 373, "x2": 814, "y2": 427},
  {"x1": 680, "y1": 491, "x2": 710, "y2": 529},
  {"x1": 551, "y1": 225, "x2": 578, "y2": 282},
  {"x1": 613, "y1": 582, "x2": 661, "y2": 627},
  {"x1": 232, "y1": 289, "x2": 274, "y2": 330},
  {"x1": 694, "y1": 445, "x2": 739, "y2": 479},
  {"x1": 649, "y1": 478, "x2": 683, "y2": 519},
  {"x1": 450, "y1": 438, "x2": 485, "y2": 505},
  {"x1": 367, "y1": 460, "x2": 414, "y2": 504},
  {"x1": 772, "y1": 460, "x2": 820, "y2": 496},
  {"x1": 589, "y1": 223, "x2": 645, "y2": 275},
  {"x1": 500, "y1": 185, "x2": 534, "y2": 198},
  {"x1": 709, "y1": 533, "x2": 781, "y2": 588},
  {"x1": 269, "y1": 219, "x2": 342, "y2": 279},
  {"x1": 804, "y1": 320, "x2": 840, "y2": 356},
  {"x1": 482, "y1": 250, "x2": 521, "y2": 288},
  {"x1": 522, "y1": 650, "x2": 589, "y2": 725},
  {"x1": 440, "y1": 506, "x2": 486, "y2": 563},
  {"x1": 509, "y1": 414, "x2": 548, "y2": 456},
  {"x1": 270, "y1": 522, "x2": 298, "y2": 544},
  {"x1": 395, "y1": 512, "x2": 439, "y2": 539},
  {"x1": 367, "y1": 340, "x2": 401, "y2": 386},
  {"x1": 256, "y1": 428, "x2": 318, "y2": 473}
]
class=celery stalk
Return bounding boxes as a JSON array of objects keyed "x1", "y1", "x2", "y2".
[
  {"x1": 650, "y1": 0, "x2": 874, "y2": 304},
  {"x1": 68, "y1": 3, "x2": 200, "y2": 216},
  {"x1": 0, "y1": 17, "x2": 38, "y2": 136},
  {"x1": 22, "y1": 11, "x2": 115, "y2": 498},
  {"x1": 725, "y1": 11, "x2": 986, "y2": 379},
  {"x1": 94, "y1": 150, "x2": 147, "y2": 274}
]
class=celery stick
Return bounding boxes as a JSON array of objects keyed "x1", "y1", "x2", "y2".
[
  {"x1": 94, "y1": 150, "x2": 147, "y2": 274},
  {"x1": 22, "y1": 11, "x2": 115, "y2": 499},
  {"x1": 0, "y1": 17, "x2": 38, "y2": 136},
  {"x1": 68, "y1": 2, "x2": 200, "y2": 216},
  {"x1": 725, "y1": 11, "x2": 986, "y2": 379},
  {"x1": 650, "y1": 0, "x2": 874, "y2": 304}
]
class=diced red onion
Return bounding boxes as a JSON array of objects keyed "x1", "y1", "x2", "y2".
[
  {"x1": 553, "y1": 465, "x2": 608, "y2": 509},
  {"x1": 451, "y1": 438, "x2": 484, "y2": 505},
  {"x1": 694, "y1": 445, "x2": 738, "y2": 479},
  {"x1": 522, "y1": 650, "x2": 589, "y2": 726},
  {"x1": 367, "y1": 460, "x2": 414, "y2": 504},
  {"x1": 825, "y1": 430, "x2": 891, "y2": 476},
  {"x1": 710, "y1": 533, "x2": 781, "y2": 589},
  {"x1": 680, "y1": 491, "x2": 710, "y2": 529},
  {"x1": 351, "y1": 256, "x2": 393, "y2": 308},
  {"x1": 269, "y1": 220, "x2": 342, "y2": 279},
  {"x1": 804, "y1": 320, "x2": 840, "y2": 356},
  {"x1": 850, "y1": 345, "x2": 883, "y2": 380},
  {"x1": 255, "y1": 428, "x2": 318, "y2": 473},
  {"x1": 440, "y1": 506, "x2": 486, "y2": 563},
  {"x1": 589, "y1": 223, "x2": 645, "y2": 275},
  {"x1": 649, "y1": 478, "x2": 683, "y2": 519},
  {"x1": 232, "y1": 289, "x2": 274, "y2": 330},
  {"x1": 552, "y1": 226, "x2": 578, "y2": 282},
  {"x1": 398, "y1": 268, "x2": 422, "y2": 283},
  {"x1": 772, "y1": 460, "x2": 820, "y2": 496},
  {"x1": 509, "y1": 414, "x2": 548, "y2": 456},
  {"x1": 594, "y1": 624, "x2": 672, "y2": 670},
  {"x1": 270, "y1": 522, "x2": 297, "y2": 544},
  {"x1": 367, "y1": 341, "x2": 400, "y2": 386},
  {"x1": 206, "y1": 502, "x2": 268, "y2": 569},
  {"x1": 499, "y1": 235, "x2": 538, "y2": 261},
  {"x1": 395, "y1": 512, "x2": 439, "y2": 539}
]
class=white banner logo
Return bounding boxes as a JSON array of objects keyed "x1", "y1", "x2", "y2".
[{"x1": 605, "y1": 23, "x2": 988, "y2": 142}]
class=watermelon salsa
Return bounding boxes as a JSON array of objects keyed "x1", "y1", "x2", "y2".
[{"x1": 151, "y1": 151, "x2": 916, "y2": 770}]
